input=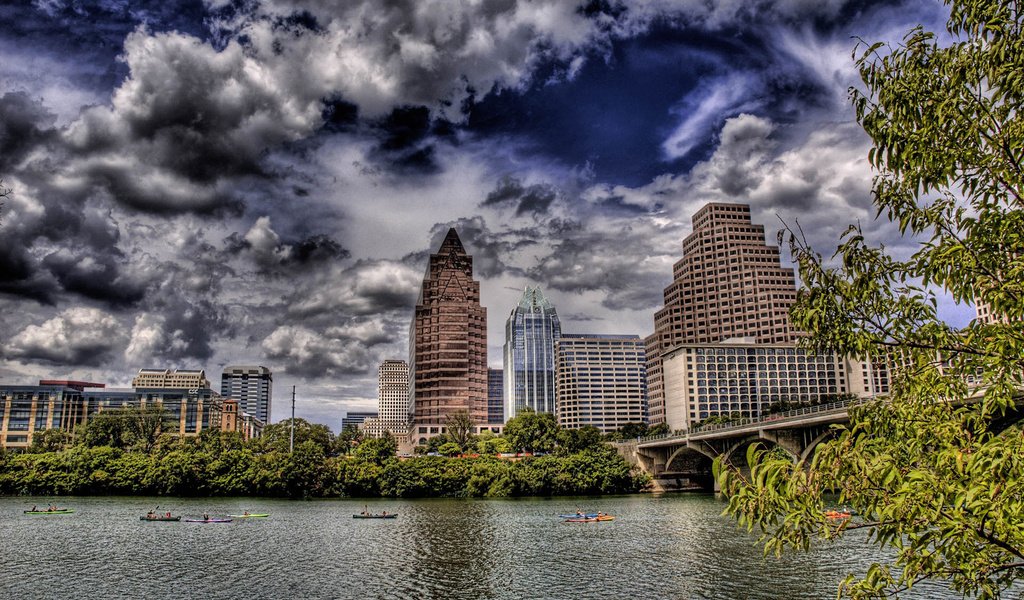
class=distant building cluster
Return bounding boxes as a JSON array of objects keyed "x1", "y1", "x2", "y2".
[
  {"x1": 0, "y1": 368, "x2": 268, "y2": 450},
  {"x1": 366, "y1": 202, "x2": 895, "y2": 449},
  {"x1": 6, "y1": 201, "x2": 908, "y2": 452}
]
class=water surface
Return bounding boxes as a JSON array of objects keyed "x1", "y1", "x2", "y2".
[{"x1": 0, "y1": 495, "x2": 979, "y2": 599}]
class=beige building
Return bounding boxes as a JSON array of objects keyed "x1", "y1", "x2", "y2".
[
  {"x1": 363, "y1": 360, "x2": 410, "y2": 439},
  {"x1": 646, "y1": 203, "x2": 801, "y2": 424},
  {"x1": 556, "y1": 334, "x2": 648, "y2": 433},
  {"x1": 132, "y1": 368, "x2": 211, "y2": 390}
]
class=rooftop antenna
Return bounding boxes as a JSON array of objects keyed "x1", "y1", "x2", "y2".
[{"x1": 289, "y1": 385, "x2": 295, "y2": 453}]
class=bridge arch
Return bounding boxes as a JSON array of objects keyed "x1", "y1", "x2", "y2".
[
  {"x1": 665, "y1": 442, "x2": 717, "y2": 468},
  {"x1": 722, "y1": 435, "x2": 799, "y2": 471},
  {"x1": 799, "y1": 429, "x2": 838, "y2": 464}
]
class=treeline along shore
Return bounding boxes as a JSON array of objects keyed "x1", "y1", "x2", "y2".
[{"x1": 0, "y1": 408, "x2": 652, "y2": 498}]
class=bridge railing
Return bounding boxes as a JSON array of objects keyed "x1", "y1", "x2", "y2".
[{"x1": 636, "y1": 396, "x2": 870, "y2": 444}]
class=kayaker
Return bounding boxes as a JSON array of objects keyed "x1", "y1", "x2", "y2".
[
  {"x1": 30, "y1": 505, "x2": 36, "y2": 512},
  {"x1": 244, "y1": 511, "x2": 250, "y2": 517},
  {"x1": 147, "y1": 510, "x2": 154, "y2": 519},
  {"x1": 166, "y1": 512, "x2": 171, "y2": 518},
  {"x1": 203, "y1": 513, "x2": 209, "y2": 521}
]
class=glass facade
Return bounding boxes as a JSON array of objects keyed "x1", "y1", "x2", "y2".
[{"x1": 503, "y1": 286, "x2": 561, "y2": 421}]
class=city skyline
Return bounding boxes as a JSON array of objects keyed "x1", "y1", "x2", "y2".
[{"x1": 0, "y1": 1, "x2": 972, "y2": 426}]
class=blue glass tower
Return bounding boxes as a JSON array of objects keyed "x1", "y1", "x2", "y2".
[{"x1": 503, "y1": 286, "x2": 561, "y2": 421}]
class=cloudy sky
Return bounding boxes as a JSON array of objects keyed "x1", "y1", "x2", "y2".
[{"x1": 0, "y1": 0, "x2": 965, "y2": 428}]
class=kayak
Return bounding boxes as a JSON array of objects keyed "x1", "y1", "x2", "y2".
[
  {"x1": 184, "y1": 518, "x2": 233, "y2": 523},
  {"x1": 565, "y1": 515, "x2": 615, "y2": 523},
  {"x1": 558, "y1": 513, "x2": 598, "y2": 518},
  {"x1": 227, "y1": 514, "x2": 270, "y2": 518},
  {"x1": 140, "y1": 516, "x2": 181, "y2": 521},
  {"x1": 24, "y1": 509, "x2": 74, "y2": 515},
  {"x1": 352, "y1": 513, "x2": 397, "y2": 519}
]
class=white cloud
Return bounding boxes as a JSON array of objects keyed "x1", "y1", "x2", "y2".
[{"x1": 8, "y1": 307, "x2": 126, "y2": 366}]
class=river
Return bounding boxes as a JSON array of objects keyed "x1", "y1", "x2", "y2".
[{"x1": 0, "y1": 494, "x2": 982, "y2": 599}]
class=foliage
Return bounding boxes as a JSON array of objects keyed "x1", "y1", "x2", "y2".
[
  {"x1": 76, "y1": 406, "x2": 174, "y2": 451},
  {"x1": 336, "y1": 424, "x2": 363, "y2": 454},
  {"x1": 437, "y1": 441, "x2": 463, "y2": 457},
  {"x1": 29, "y1": 429, "x2": 72, "y2": 453},
  {"x1": 257, "y1": 418, "x2": 335, "y2": 455},
  {"x1": 475, "y1": 430, "x2": 512, "y2": 455},
  {"x1": 352, "y1": 435, "x2": 398, "y2": 466},
  {"x1": 556, "y1": 426, "x2": 604, "y2": 454},
  {"x1": 717, "y1": 1, "x2": 1024, "y2": 597},
  {"x1": 502, "y1": 408, "x2": 558, "y2": 454}
]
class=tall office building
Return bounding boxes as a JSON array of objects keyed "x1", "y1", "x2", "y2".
[
  {"x1": 487, "y1": 368, "x2": 504, "y2": 425},
  {"x1": 645, "y1": 203, "x2": 800, "y2": 424},
  {"x1": 503, "y1": 286, "x2": 561, "y2": 420},
  {"x1": 377, "y1": 359, "x2": 410, "y2": 434},
  {"x1": 555, "y1": 334, "x2": 648, "y2": 433},
  {"x1": 220, "y1": 366, "x2": 273, "y2": 423},
  {"x1": 409, "y1": 228, "x2": 488, "y2": 442}
]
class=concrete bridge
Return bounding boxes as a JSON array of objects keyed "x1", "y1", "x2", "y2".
[
  {"x1": 618, "y1": 391, "x2": 1024, "y2": 492},
  {"x1": 616, "y1": 398, "x2": 864, "y2": 492}
]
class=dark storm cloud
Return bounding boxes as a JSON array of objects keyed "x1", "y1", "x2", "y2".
[
  {"x1": 41, "y1": 249, "x2": 147, "y2": 307},
  {"x1": 224, "y1": 219, "x2": 350, "y2": 277},
  {"x1": 529, "y1": 229, "x2": 667, "y2": 311},
  {"x1": 420, "y1": 217, "x2": 536, "y2": 279},
  {"x1": 0, "y1": 92, "x2": 57, "y2": 172},
  {"x1": 481, "y1": 176, "x2": 558, "y2": 217}
]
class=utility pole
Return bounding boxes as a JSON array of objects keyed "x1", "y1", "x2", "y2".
[{"x1": 289, "y1": 385, "x2": 295, "y2": 453}]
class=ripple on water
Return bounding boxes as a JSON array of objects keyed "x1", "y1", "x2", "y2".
[{"x1": 0, "y1": 495, "x2": 1008, "y2": 600}]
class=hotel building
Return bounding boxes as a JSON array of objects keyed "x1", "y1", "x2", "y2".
[
  {"x1": 661, "y1": 340, "x2": 850, "y2": 432},
  {"x1": 503, "y1": 286, "x2": 561, "y2": 420},
  {"x1": 555, "y1": 334, "x2": 648, "y2": 433},
  {"x1": 645, "y1": 203, "x2": 801, "y2": 424},
  {"x1": 409, "y1": 228, "x2": 488, "y2": 444}
]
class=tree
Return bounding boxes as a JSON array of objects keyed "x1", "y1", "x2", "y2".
[
  {"x1": 502, "y1": 408, "x2": 558, "y2": 454},
  {"x1": 257, "y1": 418, "x2": 334, "y2": 454},
  {"x1": 29, "y1": 429, "x2": 72, "y2": 453},
  {"x1": 557, "y1": 425, "x2": 604, "y2": 454},
  {"x1": 717, "y1": 1, "x2": 1024, "y2": 597},
  {"x1": 336, "y1": 424, "x2": 364, "y2": 455},
  {"x1": 437, "y1": 441, "x2": 462, "y2": 457},
  {"x1": 445, "y1": 410, "x2": 475, "y2": 451},
  {"x1": 352, "y1": 435, "x2": 397, "y2": 465}
]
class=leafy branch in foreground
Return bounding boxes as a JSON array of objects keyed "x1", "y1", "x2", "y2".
[{"x1": 717, "y1": 0, "x2": 1024, "y2": 597}]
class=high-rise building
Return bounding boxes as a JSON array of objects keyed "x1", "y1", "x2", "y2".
[
  {"x1": 341, "y1": 411, "x2": 378, "y2": 430},
  {"x1": 373, "y1": 359, "x2": 410, "y2": 436},
  {"x1": 487, "y1": 368, "x2": 504, "y2": 424},
  {"x1": 645, "y1": 203, "x2": 800, "y2": 424},
  {"x1": 503, "y1": 286, "x2": 561, "y2": 420},
  {"x1": 409, "y1": 228, "x2": 488, "y2": 443},
  {"x1": 555, "y1": 334, "x2": 648, "y2": 433},
  {"x1": 220, "y1": 365, "x2": 273, "y2": 424}
]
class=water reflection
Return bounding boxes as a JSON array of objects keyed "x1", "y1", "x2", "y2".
[{"x1": 0, "y1": 494, "x2": 1005, "y2": 599}]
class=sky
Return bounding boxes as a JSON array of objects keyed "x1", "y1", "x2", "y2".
[{"x1": 0, "y1": 0, "x2": 968, "y2": 429}]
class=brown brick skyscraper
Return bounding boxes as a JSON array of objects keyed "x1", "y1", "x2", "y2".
[
  {"x1": 409, "y1": 228, "x2": 488, "y2": 437},
  {"x1": 645, "y1": 203, "x2": 800, "y2": 424}
]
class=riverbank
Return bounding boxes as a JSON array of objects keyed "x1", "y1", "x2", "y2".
[{"x1": 0, "y1": 441, "x2": 649, "y2": 498}]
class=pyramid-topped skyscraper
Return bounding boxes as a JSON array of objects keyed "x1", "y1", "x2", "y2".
[{"x1": 408, "y1": 228, "x2": 488, "y2": 443}]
